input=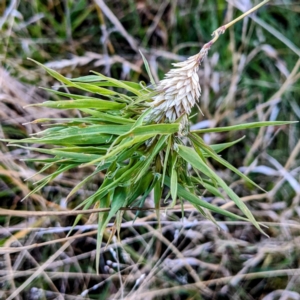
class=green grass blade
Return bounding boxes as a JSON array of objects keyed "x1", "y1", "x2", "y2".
[
  {"x1": 81, "y1": 134, "x2": 155, "y2": 167},
  {"x1": 177, "y1": 144, "x2": 267, "y2": 235},
  {"x1": 39, "y1": 87, "x2": 97, "y2": 100},
  {"x1": 130, "y1": 123, "x2": 179, "y2": 136},
  {"x1": 66, "y1": 168, "x2": 103, "y2": 201},
  {"x1": 127, "y1": 172, "x2": 154, "y2": 206},
  {"x1": 191, "y1": 121, "x2": 297, "y2": 134},
  {"x1": 90, "y1": 71, "x2": 142, "y2": 96},
  {"x1": 25, "y1": 99, "x2": 125, "y2": 110},
  {"x1": 162, "y1": 136, "x2": 172, "y2": 188},
  {"x1": 164, "y1": 176, "x2": 250, "y2": 222},
  {"x1": 95, "y1": 187, "x2": 128, "y2": 272},
  {"x1": 209, "y1": 136, "x2": 246, "y2": 154},
  {"x1": 139, "y1": 50, "x2": 156, "y2": 86},
  {"x1": 80, "y1": 109, "x2": 135, "y2": 124},
  {"x1": 170, "y1": 152, "x2": 178, "y2": 205},
  {"x1": 71, "y1": 75, "x2": 143, "y2": 91},
  {"x1": 67, "y1": 82, "x2": 118, "y2": 96},
  {"x1": 190, "y1": 134, "x2": 266, "y2": 192},
  {"x1": 134, "y1": 135, "x2": 168, "y2": 182},
  {"x1": 28, "y1": 58, "x2": 75, "y2": 86}
]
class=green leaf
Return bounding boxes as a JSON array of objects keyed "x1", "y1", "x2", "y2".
[
  {"x1": 177, "y1": 144, "x2": 267, "y2": 235},
  {"x1": 39, "y1": 135, "x2": 112, "y2": 146},
  {"x1": 154, "y1": 178, "x2": 162, "y2": 211},
  {"x1": 43, "y1": 124, "x2": 132, "y2": 137},
  {"x1": 80, "y1": 110, "x2": 135, "y2": 124},
  {"x1": 22, "y1": 164, "x2": 76, "y2": 201},
  {"x1": 96, "y1": 192, "x2": 110, "y2": 274},
  {"x1": 109, "y1": 108, "x2": 152, "y2": 148},
  {"x1": 90, "y1": 71, "x2": 142, "y2": 96},
  {"x1": 165, "y1": 176, "x2": 250, "y2": 221},
  {"x1": 95, "y1": 186, "x2": 128, "y2": 268},
  {"x1": 67, "y1": 82, "x2": 119, "y2": 96},
  {"x1": 71, "y1": 75, "x2": 143, "y2": 91},
  {"x1": 29, "y1": 59, "x2": 126, "y2": 97},
  {"x1": 192, "y1": 177, "x2": 224, "y2": 199},
  {"x1": 66, "y1": 167, "x2": 104, "y2": 200},
  {"x1": 139, "y1": 50, "x2": 156, "y2": 86},
  {"x1": 130, "y1": 123, "x2": 179, "y2": 136},
  {"x1": 192, "y1": 121, "x2": 297, "y2": 134},
  {"x1": 127, "y1": 172, "x2": 154, "y2": 206},
  {"x1": 70, "y1": 75, "x2": 105, "y2": 82},
  {"x1": 130, "y1": 108, "x2": 152, "y2": 130},
  {"x1": 170, "y1": 152, "x2": 178, "y2": 205},
  {"x1": 40, "y1": 87, "x2": 97, "y2": 99},
  {"x1": 190, "y1": 134, "x2": 266, "y2": 192},
  {"x1": 134, "y1": 135, "x2": 168, "y2": 182},
  {"x1": 8, "y1": 144, "x2": 102, "y2": 162},
  {"x1": 29, "y1": 58, "x2": 75, "y2": 86},
  {"x1": 116, "y1": 143, "x2": 142, "y2": 162},
  {"x1": 133, "y1": 176, "x2": 157, "y2": 220},
  {"x1": 78, "y1": 161, "x2": 145, "y2": 209},
  {"x1": 24, "y1": 162, "x2": 55, "y2": 181},
  {"x1": 25, "y1": 99, "x2": 125, "y2": 110},
  {"x1": 106, "y1": 188, "x2": 127, "y2": 228},
  {"x1": 81, "y1": 134, "x2": 156, "y2": 167},
  {"x1": 33, "y1": 163, "x2": 77, "y2": 186},
  {"x1": 209, "y1": 136, "x2": 245, "y2": 153},
  {"x1": 162, "y1": 136, "x2": 172, "y2": 187}
]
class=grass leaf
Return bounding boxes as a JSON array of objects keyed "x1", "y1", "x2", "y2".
[
  {"x1": 25, "y1": 99, "x2": 125, "y2": 110},
  {"x1": 139, "y1": 50, "x2": 156, "y2": 86},
  {"x1": 177, "y1": 144, "x2": 267, "y2": 236},
  {"x1": 192, "y1": 121, "x2": 297, "y2": 134}
]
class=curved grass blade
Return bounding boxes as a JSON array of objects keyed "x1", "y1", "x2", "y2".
[
  {"x1": 170, "y1": 152, "x2": 178, "y2": 205},
  {"x1": 96, "y1": 187, "x2": 127, "y2": 274},
  {"x1": 25, "y1": 99, "x2": 125, "y2": 110},
  {"x1": 164, "y1": 176, "x2": 250, "y2": 222},
  {"x1": 139, "y1": 50, "x2": 156, "y2": 86},
  {"x1": 192, "y1": 121, "x2": 297, "y2": 134},
  {"x1": 70, "y1": 75, "x2": 143, "y2": 91},
  {"x1": 177, "y1": 144, "x2": 267, "y2": 236},
  {"x1": 190, "y1": 133, "x2": 266, "y2": 192},
  {"x1": 209, "y1": 136, "x2": 245, "y2": 154},
  {"x1": 90, "y1": 71, "x2": 143, "y2": 96},
  {"x1": 134, "y1": 135, "x2": 168, "y2": 182}
]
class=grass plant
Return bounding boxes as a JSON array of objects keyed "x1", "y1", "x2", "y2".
[
  {"x1": 1, "y1": 0, "x2": 295, "y2": 272},
  {"x1": 0, "y1": 0, "x2": 299, "y2": 299}
]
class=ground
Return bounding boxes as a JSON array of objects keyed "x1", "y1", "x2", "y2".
[{"x1": 0, "y1": 1, "x2": 300, "y2": 299}]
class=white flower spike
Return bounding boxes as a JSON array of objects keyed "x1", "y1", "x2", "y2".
[{"x1": 147, "y1": 43, "x2": 211, "y2": 130}]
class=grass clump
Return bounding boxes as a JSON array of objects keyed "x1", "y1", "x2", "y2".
[{"x1": 0, "y1": 0, "x2": 297, "y2": 278}]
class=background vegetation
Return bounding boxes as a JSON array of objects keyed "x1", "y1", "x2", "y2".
[{"x1": 0, "y1": 0, "x2": 300, "y2": 299}]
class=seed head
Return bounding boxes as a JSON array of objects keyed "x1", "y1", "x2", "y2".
[{"x1": 147, "y1": 51, "x2": 206, "y2": 129}]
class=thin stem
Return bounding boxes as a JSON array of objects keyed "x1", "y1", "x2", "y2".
[
  {"x1": 199, "y1": 0, "x2": 270, "y2": 58},
  {"x1": 224, "y1": 0, "x2": 270, "y2": 32}
]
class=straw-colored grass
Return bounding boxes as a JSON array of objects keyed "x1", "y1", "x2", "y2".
[{"x1": 0, "y1": 0, "x2": 299, "y2": 299}]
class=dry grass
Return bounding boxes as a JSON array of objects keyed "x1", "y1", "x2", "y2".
[{"x1": 1, "y1": 0, "x2": 300, "y2": 299}]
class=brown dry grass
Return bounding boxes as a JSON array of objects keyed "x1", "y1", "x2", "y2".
[{"x1": 1, "y1": 0, "x2": 300, "y2": 299}]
